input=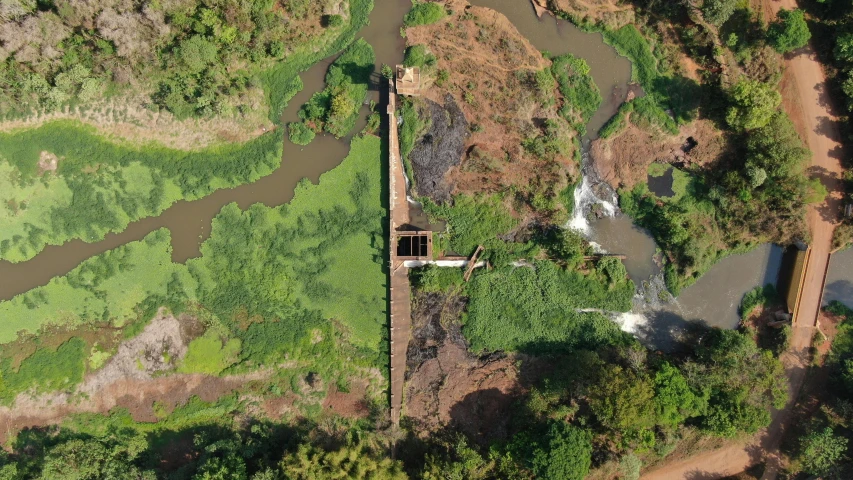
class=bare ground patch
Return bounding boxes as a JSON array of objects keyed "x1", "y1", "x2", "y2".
[
  {"x1": 37, "y1": 151, "x2": 59, "y2": 175},
  {"x1": 404, "y1": 292, "x2": 519, "y2": 444},
  {"x1": 0, "y1": 311, "x2": 270, "y2": 443},
  {"x1": 406, "y1": 0, "x2": 577, "y2": 216},
  {"x1": 591, "y1": 119, "x2": 726, "y2": 189},
  {"x1": 0, "y1": 90, "x2": 273, "y2": 151}
]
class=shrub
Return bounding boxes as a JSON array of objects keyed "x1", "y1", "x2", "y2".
[
  {"x1": 288, "y1": 121, "x2": 315, "y2": 145},
  {"x1": 403, "y1": 2, "x2": 446, "y2": 27},
  {"x1": 532, "y1": 422, "x2": 592, "y2": 480},
  {"x1": 326, "y1": 14, "x2": 344, "y2": 27},
  {"x1": 797, "y1": 427, "x2": 848, "y2": 476},
  {"x1": 403, "y1": 44, "x2": 435, "y2": 68}
]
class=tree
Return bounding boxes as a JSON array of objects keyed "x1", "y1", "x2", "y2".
[
  {"x1": 326, "y1": 14, "x2": 343, "y2": 27},
  {"x1": 268, "y1": 40, "x2": 285, "y2": 58},
  {"x1": 381, "y1": 64, "x2": 394, "y2": 79},
  {"x1": 281, "y1": 440, "x2": 407, "y2": 479},
  {"x1": 531, "y1": 422, "x2": 592, "y2": 480},
  {"x1": 798, "y1": 427, "x2": 848, "y2": 476},
  {"x1": 587, "y1": 365, "x2": 657, "y2": 433},
  {"x1": 288, "y1": 122, "x2": 315, "y2": 146},
  {"x1": 701, "y1": 0, "x2": 739, "y2": 27},
  {"x1": 403, "y1": 2, "x2": 446, "y2": 27},
  {"x1": 178, "y1": 35, "x2": 219, "y2": 74},
  {"x1": 37, "y1": 437, "x2": 152, "y2": 479},
  {"x1": 653, "y1": 362, "x2": 705, "y2": 428},
  {"x1": 834, "y1": 33, "x2": 853, "y2": 64},
  {"x1": 726, "y1": 80, "x2": 781, "y2": 130},
  {"x1": 768, "y1": 9, "x2": 811, "y2": 54}
]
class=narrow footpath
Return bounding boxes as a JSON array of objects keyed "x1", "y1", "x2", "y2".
[{"x1": 643, "y1": 0, "x2": 845, "y2": 477}]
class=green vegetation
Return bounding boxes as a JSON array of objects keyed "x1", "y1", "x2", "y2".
[
  {"x1": 726, "y1": 79, "x2": 782, "y2": 130},
  {"x1": 0, "y1": 228, "x2": 197, "y2": 344},
  {"x1": 0, "y1": 338, "x2": 87, "y2": 403},
  {"x1": 403, "y1": 44, "x2": 437, "y2": 68},
  {"x1": 551, "y1": 54, "x2": 602, "y2": 127},
  {"x1": 463, "y1": 260, "x2": 634, "y2": 353},
  {"x1": 0, "y1": 121, "x2": 282, "y2": 262},
  {"x1": 294, "y1": 39, "x2": 375, "y2": 140},
  {"x1": 780, "y1": 302, "x2": 853, "y2": 477},
  {"x1": 621, "y1": 103, "x2": 811, "y2": 294},
  {"x1": 768, "y1": 9, "x2": 811, "y2": 54},
  {"x1": 178, "y1": 330, "x2": 241, "y2": 375},
  {"x1": 702, "y1": 0, "x2": 739, "y2": 27},
  {"x1": 475, "y1": 328, "x2": 787, "y2": 478},
  {"x1": 263, "y1": 0, "x2": 375, "y2": 122},
  {"x1": 423, "y1": 194, "x2": 517, "y2": 257},
  {"x1": 288, "y1": 121, "x2": 315, "y2": 145},
  {"x1": 0, "y1": 393, "x2": 405, "y2": 479},
  {"x1": 740, "y1": 284, "x2": 778, "y2": 321},
  {"x1": 398, "y1": 97, "x2": 431, "y2": 187},
  {"x1": 602, "y1": 24, "x2": 700, "y2": 126},
  {"x1": 403, "y1": 1, "x2": 447, "y2": 27}
]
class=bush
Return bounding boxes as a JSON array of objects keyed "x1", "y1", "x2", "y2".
[
  {"x1": 532, "y1": 422, "x2": 592, "y2": 480},
  {"x1": 326, "y1": 14, "x2": 344, "y2": 27},
  {"x1": 551, "y1": 54, "x2": 602, "y2": 124},
  {"x1": 288, "y1": 121, "x2": 315, "y2": 145},
  {"x1": 403, "y1": 2, "x2": 447, "y2": 27},
  {"x1": 403, "y1": 44, "x2": 435, "y2": 68},
  {"x1": 768, "y1": 9, "x2": 811, "y2": 54},
  {"x1": 462, "y1": 260, "x2": 633, "y2": 353}
]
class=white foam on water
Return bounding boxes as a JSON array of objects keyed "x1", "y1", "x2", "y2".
[
  {"x1": 613, "y1": 312, "x2": 648, "y2": 335},
  {"x1": 567, "y1": 173, "x2": 617, "y2": 234},
  {"x1": 588, "y1": 241, "x2": 606, "y2": 254}
]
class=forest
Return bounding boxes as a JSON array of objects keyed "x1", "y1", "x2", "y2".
[{"x1": 0, "y1": 0, "x2": 361, "y2": 120}]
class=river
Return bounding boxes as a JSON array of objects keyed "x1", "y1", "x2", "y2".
[{"x1": 0, "y1": 0, "x2": 413, "y2": 301}]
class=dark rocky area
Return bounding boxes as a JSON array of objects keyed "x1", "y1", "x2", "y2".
[{"x1": 409, "y1": 94, "x2": 469, "y2": 203}]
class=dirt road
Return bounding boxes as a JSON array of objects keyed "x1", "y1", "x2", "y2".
[{"x1": 643, "y1": 0, "x2": 844, "y2": 477}]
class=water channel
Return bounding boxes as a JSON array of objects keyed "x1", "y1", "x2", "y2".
[
  {"x1": 825, "y1": 248, "x2": 853, "y2": 310},
  {"x1": 1, "y1": 0, "x2": 848, "y2": 348},
  {"x1": 0, "y1": 0, "x2": 413, "y2": 301}
]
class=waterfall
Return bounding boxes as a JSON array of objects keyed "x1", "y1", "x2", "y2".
[{"x1": 567, "y1": 143, "x2": 618, "y2": 235}]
